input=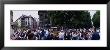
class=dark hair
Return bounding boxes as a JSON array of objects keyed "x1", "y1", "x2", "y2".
[
  {"x1": 27, "y1": 30, "x2": 31, "y2": 34},
  {"x1": 94, "y1": 28, "x2": 96, "y2": 32},
  {"x1": 28, "y1": 33, "x2": 35, "y2": 40}
]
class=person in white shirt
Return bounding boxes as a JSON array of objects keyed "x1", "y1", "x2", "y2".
[
  {"x1": 45, "y1": 29, "x2": 49, "y2": 37},
  {"x1": 59, "y1": 30, "x2": 65, "y2": 40},
  {"x1": 72, "y1": 31, "x2": 79, "y2": 40}
]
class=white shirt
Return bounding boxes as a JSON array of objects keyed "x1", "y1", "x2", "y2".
[
  {"x1": 59, "y1": 32, "x2": 65, "y2": 38},
  {"x1": 34, "y1": 31, "x2": 37, "y2": 35},
  {"x1": 72, "y1": 33, "x2": 78, "y2": 37},
  {"x1": 45, "y1": 30, "x2": 49, "y2": 37}
]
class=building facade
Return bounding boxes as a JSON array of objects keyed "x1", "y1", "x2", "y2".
[{"x1": 14, "y1": 15, "x2": 37, "y2": 30}]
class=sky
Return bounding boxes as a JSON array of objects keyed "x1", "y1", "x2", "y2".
[
  {"x1": 88, "y1": 10, "x2": 96, "y2": 19},
  {"x1": 12, "y1": 10, "x2": 96, "y2": 22},
  {"x1": 13, "y1": 10, "x2": 39, "y2": 22}
]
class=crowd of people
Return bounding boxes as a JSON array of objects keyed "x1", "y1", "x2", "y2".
[{"x1": 10, "y1": 27, "x2": 100, "y2": 40}]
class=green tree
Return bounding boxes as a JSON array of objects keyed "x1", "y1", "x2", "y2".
[
  {"x1": 39, "y1": 11, "x2": 92, "y2": 29},
  {"x1": 92, "y1": 11, "x2": 100, "y2": 28}
]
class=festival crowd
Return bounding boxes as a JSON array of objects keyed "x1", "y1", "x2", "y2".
[{"x1": 10, "y1": 27, "x2": 100, "y2": 40}]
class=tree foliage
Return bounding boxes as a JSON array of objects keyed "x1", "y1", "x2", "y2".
[
  {"x1": 92, "y1": 11, "x2": 100, "y2": 28},
  {"x1": 39, "y1": 11, "x2": 92, "y2": 29}
]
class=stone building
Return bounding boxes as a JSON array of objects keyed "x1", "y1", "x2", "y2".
[
  {"x1": 14, "y1": 15, "x2": 37, "y2": 30},
  {"x1": 10, "y1": 10, "x2": 15, "y2": 30}
]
